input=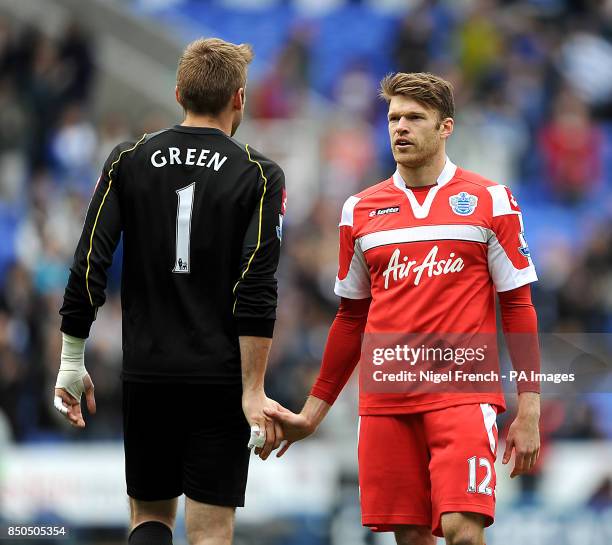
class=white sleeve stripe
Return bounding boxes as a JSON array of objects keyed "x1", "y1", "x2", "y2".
[
  {"x1": 495, "y1": 267, "x2": 538, "y2": 292},
  {"x1": 334, "y1": 240, "x2": 371, "y2": 299},
  {"x1": 334, "y1": 282, "x2": 371, "y2": 299},
  {"x1": 339, "y1": 196, "x2": 361, "y2": 227},
  {"x1": 488, "y1": 233, "x2": 538, "y2": 292},
  {"x1": 487, "y1": 185, "x2": 520, "y2": 217}
]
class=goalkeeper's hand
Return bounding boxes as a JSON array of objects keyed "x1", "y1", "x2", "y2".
[
  {"x1": 53, "y1": 333, "x2": 96, "y2": 428},
  {"x1": 242, "y1": 390, "x2": 284, "y2": 460}
]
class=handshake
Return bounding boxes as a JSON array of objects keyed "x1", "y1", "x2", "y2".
[{"x1": 242, "y1": 391, "x2": 328, "y2": 460}]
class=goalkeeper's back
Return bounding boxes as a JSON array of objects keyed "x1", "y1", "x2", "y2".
[{"x1": 60, "y1": 126, "x2": 285, "y2": 384}]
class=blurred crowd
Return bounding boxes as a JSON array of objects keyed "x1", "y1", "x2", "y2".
[{"x1": 0, "y1": 0, "x2": 611, "y2": 475}]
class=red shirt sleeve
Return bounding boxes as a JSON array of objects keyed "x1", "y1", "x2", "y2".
[
  {"x1": 498, "y1": 284, "x2": 541, "y2": 393},
  {"x1": 310, "y1": 297, "x2": 370, "y2": 405}
]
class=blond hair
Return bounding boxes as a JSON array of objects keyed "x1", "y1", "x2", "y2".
[
  {"x1": 176, "y1": 37, "x2": 254, "y2": 115},
  {"x1": 379, "y1": 72, "x2": 455, "y2": 121}
]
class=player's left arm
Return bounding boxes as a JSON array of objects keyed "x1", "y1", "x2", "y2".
[
  {"x1": 55, "y1": 141, "x2": 136, "y2": 427},
  {"x1": 499, "y1": 285, "x2": 541, "y2": 478},
  {"x1": 233, "y1": 157, "x2": 285, "y2": 335},
  {"x1": 234, "y1": 156, "x2": 286, "y2": 459},
  {"x1": 487, "y1": 185, "x2": 540, "y2": 477}
]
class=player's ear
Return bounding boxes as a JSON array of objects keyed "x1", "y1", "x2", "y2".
[
  {"x1": 175, "y1": 86, "x2": 183, "y2": 107},
  {"x1": 440, "y1": 117, "x2": 454, "y2": 139},
  {"x1": 233, "y1": 87, "x2": 245, "y2": 111}
]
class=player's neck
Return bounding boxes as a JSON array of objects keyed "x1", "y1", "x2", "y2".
[
  {"x1": 397, "y1": 152, "x2": 447, "y2": 188},
  {"x1": 181, "y1": 113, "x2": 233, "y2": 136}
]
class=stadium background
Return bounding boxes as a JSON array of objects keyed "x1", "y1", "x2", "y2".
[{"x1": 0, "y1": 0, "x2": 611, "y2": 543}]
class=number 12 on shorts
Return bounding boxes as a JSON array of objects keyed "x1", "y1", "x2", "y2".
[{"x1": 467, "y1": 456, "x2": 493, "y2": 495}]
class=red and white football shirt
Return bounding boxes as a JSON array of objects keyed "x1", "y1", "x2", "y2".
[{"x1": 335, "y1": 158, "x2": 537, "y2": 414}]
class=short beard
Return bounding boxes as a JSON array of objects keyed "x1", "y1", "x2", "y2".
[{"x1": 394, "y1": 140, "x2": 439, "y2": 168}]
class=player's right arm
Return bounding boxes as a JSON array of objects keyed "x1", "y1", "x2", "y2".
[
  {"x1": 265, "y1": 195, "x2": 372, "y2": 456},
  {"x1": 265, "y1": 296, "x2": 370, "y2": 456}
]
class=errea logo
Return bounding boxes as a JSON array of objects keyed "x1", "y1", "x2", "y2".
[{"x1": 369, "y1": 206, "x2": 400, "y2": 218}]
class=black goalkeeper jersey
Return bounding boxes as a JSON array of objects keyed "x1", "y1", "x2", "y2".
[{"x1": 60, "y1": 125, "x2": 286, "y2": 383}]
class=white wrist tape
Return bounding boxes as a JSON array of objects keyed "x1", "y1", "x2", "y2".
[
  {"x1": 248, "y1": 424, "x2": 266, "y2": 450},
  {"x1": 54, "y1": 395, "x2": 68, "y2": 415},
  {"x1": 55, "y1": 333, "x2": 87, "y2": 401}
]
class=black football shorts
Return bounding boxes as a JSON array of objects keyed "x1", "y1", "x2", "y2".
[{"x1": 123, "y1": 381, "x2": 251, "y2": 506}]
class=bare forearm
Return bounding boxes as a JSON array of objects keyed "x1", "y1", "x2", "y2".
[
  {"x1": 239, "y1": 336, "x2": 272, "y2": 393},
  {"x1": 517, "y1": 392, "x2": 540, "y2": 419},
  {"x1": 301, "y1": 395, "x2": 331, "y2": 432}
]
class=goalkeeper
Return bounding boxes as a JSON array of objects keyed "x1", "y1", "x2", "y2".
[{"x1": 54, "y1": 37, "x2": 286, "y2": 545}]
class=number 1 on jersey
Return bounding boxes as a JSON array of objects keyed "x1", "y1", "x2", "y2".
[{"x1": 173, "y1": 182, "x2": 195, "y2": 273}]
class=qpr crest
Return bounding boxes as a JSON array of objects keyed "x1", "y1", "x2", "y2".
[{"x1": 449, "y1": 192, "x2": 478, "y2": 216}]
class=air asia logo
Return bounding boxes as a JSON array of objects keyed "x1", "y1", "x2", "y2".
[
  {"x1": 449, "y1": 192, "x2": 478, "y2": 215},
  {"x1": 369, "y1": 206, "x2": 400, "y2": 218},
  {"x1": 382, "y1": 246, "x2": 464, "y2": 289}
]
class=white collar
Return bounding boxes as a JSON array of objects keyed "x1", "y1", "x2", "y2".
[
  {"x1": 392, "y1": 157, "x2": 457, "y2": 219},
  {"x1": 392, "y1": 156, "x2": 457, "y2": 191}
]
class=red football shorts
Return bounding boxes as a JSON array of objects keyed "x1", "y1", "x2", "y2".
[{"x1": 358, "y1": 403, "x2": 498, "y2": 538}]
